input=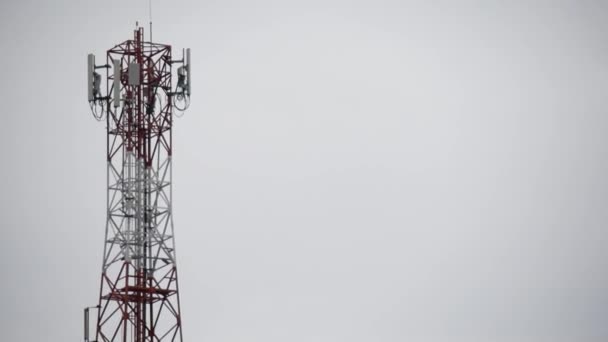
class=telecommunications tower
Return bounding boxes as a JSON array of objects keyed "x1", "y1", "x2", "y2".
[{"x1": 84, "y1": 25, "x2": 191, "y2": 342}]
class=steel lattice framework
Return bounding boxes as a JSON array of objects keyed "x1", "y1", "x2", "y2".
[{"x1": 86, "y1": 27, "x2": 190, "y2": 342}]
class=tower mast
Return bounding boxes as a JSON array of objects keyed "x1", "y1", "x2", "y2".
[{"x1": 85, "y1": 26, "x2": 191, "y2": 342}]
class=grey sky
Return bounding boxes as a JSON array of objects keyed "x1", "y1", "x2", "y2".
[{"x1": 1, "y1": 1, "x2": 608, "y2": 341}]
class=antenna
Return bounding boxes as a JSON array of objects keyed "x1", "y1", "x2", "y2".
[
  {"x1": 173, "y1": 48, "x2": 191, "y2": 112},
  {"x1": 128, "y1": 62, "x2": 141, "y2": 85},
  {"x1": 87, "y1": 54, "x2": 95, "y2": 101},
  {"x1": 87, "y1": 53, "x2": 105, "y2": 120},
  {"x1": 186, "y1": 48, "x2": 191, "y2": 96},
  {"x1": 149, "y1": 0, "x2": 153, "y2": 42},
  {"x1": 112, "y1": 59, "x2": 121, "y2": 108}
]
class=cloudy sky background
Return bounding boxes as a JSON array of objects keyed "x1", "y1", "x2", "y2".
[{"x1": 1, "y1": 1, "x2": 608, "y2": 341}]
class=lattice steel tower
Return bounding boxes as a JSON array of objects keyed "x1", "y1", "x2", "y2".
[{"x1": 84, "y1": 26, "x2": 191, "y2": 342}]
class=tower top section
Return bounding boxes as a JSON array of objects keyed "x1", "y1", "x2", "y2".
[{"x1": 87, "y1": 27, "x2": 191, "y2": 121}]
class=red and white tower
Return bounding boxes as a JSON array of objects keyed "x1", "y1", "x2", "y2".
[{"x1": 85, "y1": 26, "x2": 191, "y2": 342}]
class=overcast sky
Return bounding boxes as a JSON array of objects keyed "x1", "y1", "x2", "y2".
[{"x1": 1, "y1": 1, "x2": 608, "y2": 341}]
